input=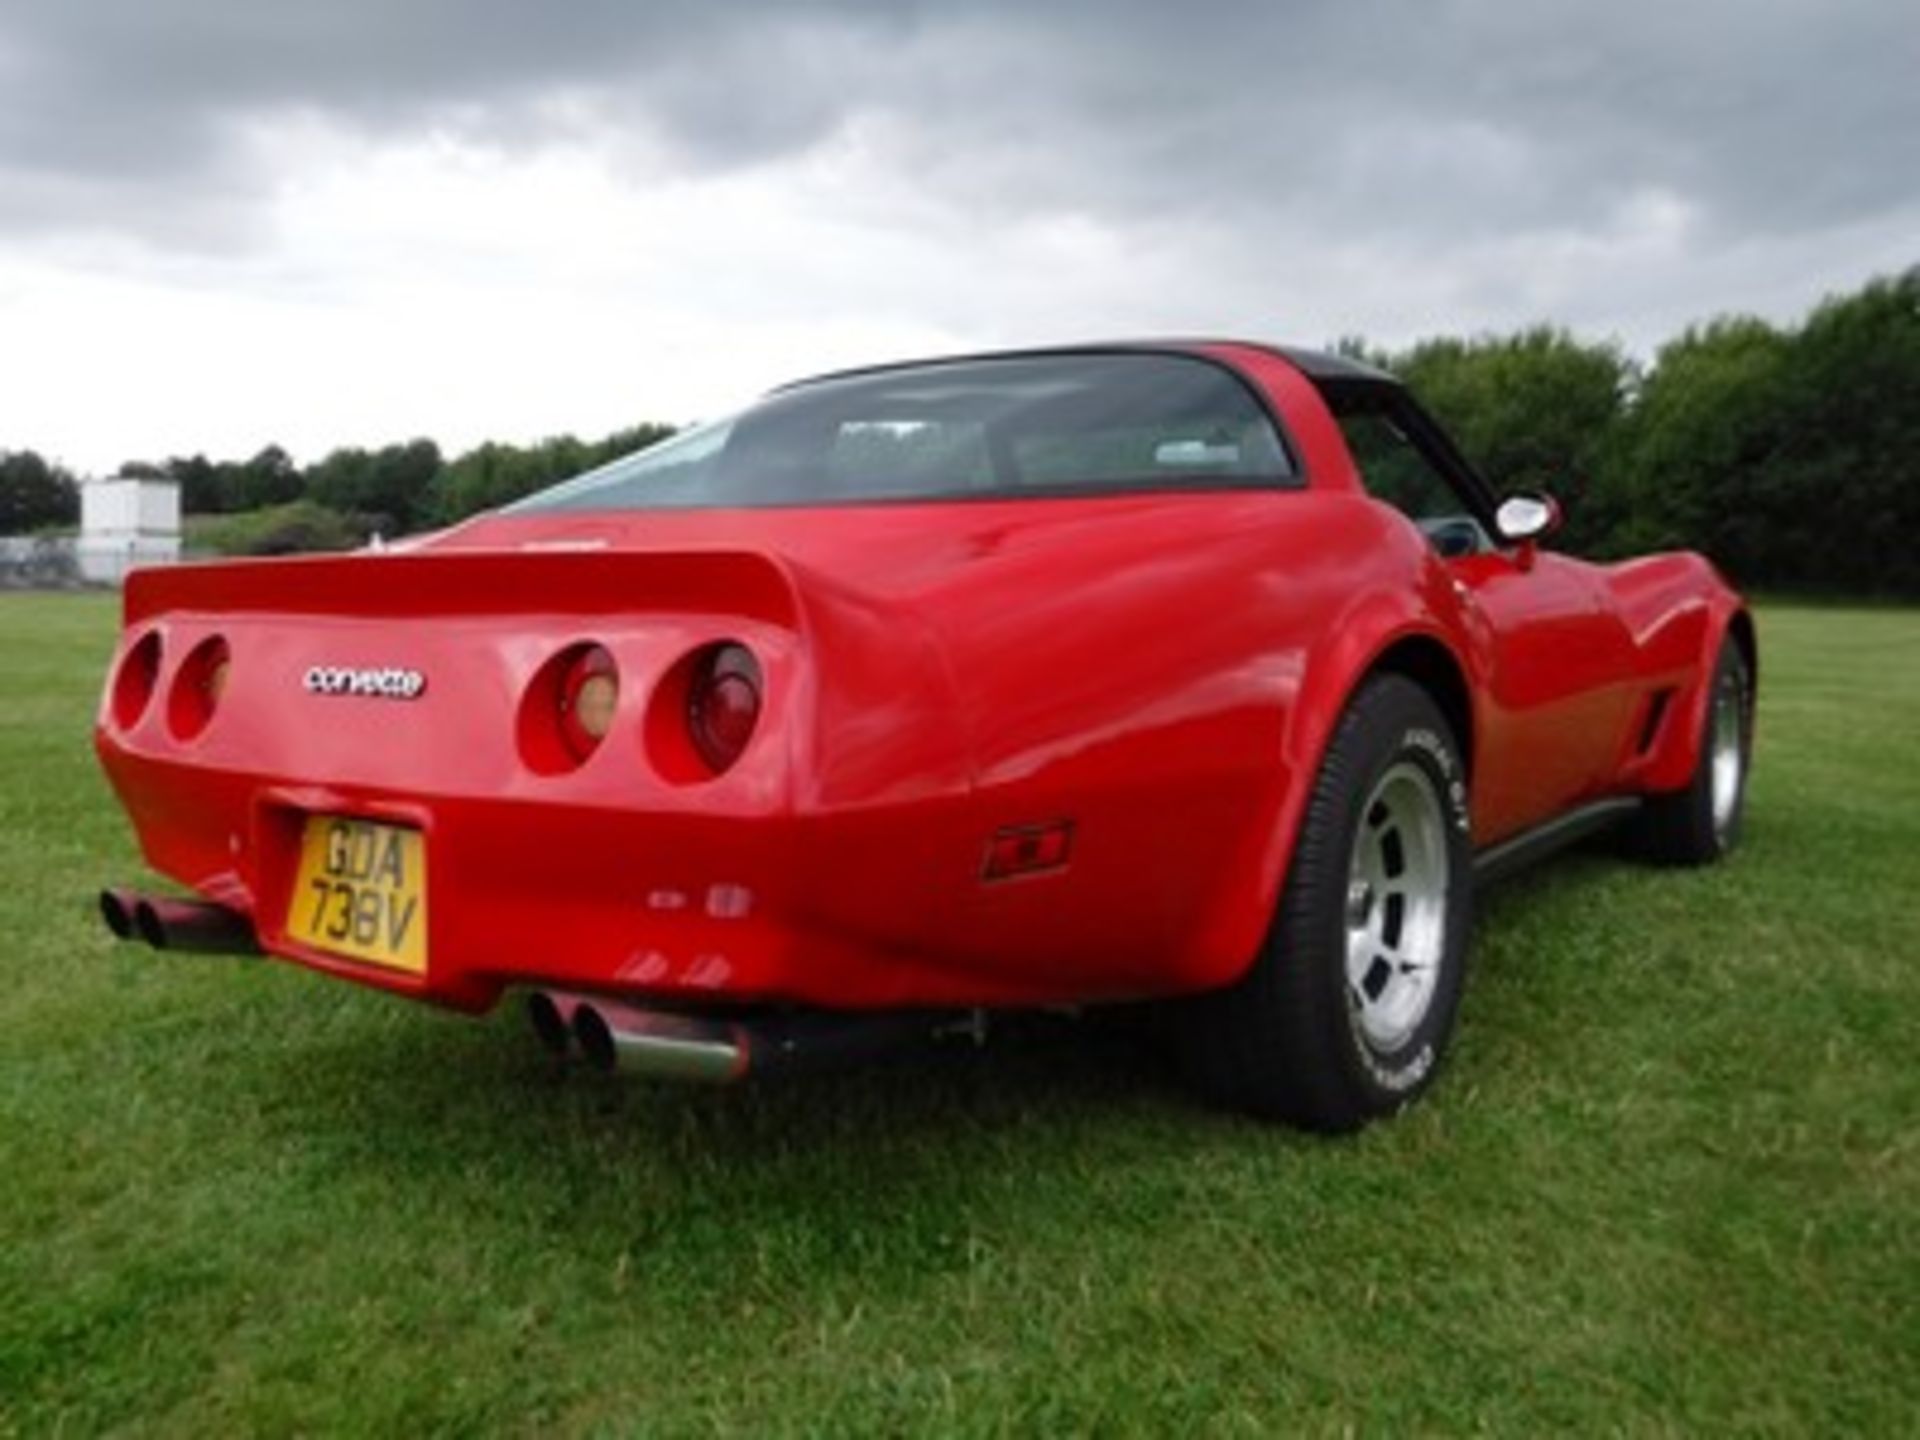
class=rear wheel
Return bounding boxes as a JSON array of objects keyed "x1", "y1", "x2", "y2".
[
  {"x1": 1178, "y1": 675, "x2": 1473, "y2": 1132},
  {"x1": 1633, "y1": 638, "x2": 1752, "y2": 865}
]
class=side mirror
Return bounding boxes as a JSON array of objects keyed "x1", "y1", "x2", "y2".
[{"x1": 1494, "y1": 492, "x2": 1562, "y2": 545}]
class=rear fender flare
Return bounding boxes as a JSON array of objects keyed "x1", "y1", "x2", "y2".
[{"x1": 1191, "y1": 593, "x2": 1474, "y2": 990}]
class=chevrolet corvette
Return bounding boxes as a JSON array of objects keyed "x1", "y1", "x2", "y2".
[{"x1": 96, "y1": 343, "x2": 1754, "y2": 1131}]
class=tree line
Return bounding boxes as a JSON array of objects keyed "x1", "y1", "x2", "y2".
[
  {"x1": 134, "y1": 423, "x2": 678, "y2": 542},
  {"x1": 0, "y1": 424, "x2": 677, "y2": 550},
  {"x1": 1359, "y1": 267, "x2": 1919, "y2": 595},
  {"x1": 2, "y1": 267, "x2": 1915, "y2": 592}
]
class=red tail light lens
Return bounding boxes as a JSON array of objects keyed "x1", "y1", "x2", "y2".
[
  {"x1": 558, "y1": 645, "x2": 618, "y2": 762},
  {"x1": 110, "y1": 630, "x2": 163, "y2": 729},
  {"x1": 687, "y1": 644, "x2": 761, "y2": 773},
  {"x1": 168, "y1": 635, "x2": 231, "y2": 739}
]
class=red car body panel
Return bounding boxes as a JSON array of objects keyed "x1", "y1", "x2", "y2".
[{"x1": 95, "y1": 343, "x2": 1749, "y2": 1016}]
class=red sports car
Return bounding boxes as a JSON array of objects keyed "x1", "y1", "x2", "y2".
[{"x1": 96, "y1": 343, "x2": 1754, "y2": 1131}]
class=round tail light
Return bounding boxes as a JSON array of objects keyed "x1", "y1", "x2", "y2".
[
  {"x1": 687, "y1": 644, "x2": 761, "y2": 773},
  {"x1": 110, "y1": 630, "x2": 163, "y2": 729},
  {"x1": 558, "y1": 645, "x2": 619, "y2": 762},
  {"x1": 168, "y1": 635, "x2": 231, "y2": 739}
]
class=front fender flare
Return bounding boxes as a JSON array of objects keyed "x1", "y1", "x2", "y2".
[{"x1": 1643, "y1": 592, "x2": 1754, "y2": 794}]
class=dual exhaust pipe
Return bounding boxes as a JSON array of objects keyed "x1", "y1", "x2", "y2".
[
  {"x1": 527, "y1": 990, "x2": 967, "y2": 1085},
  {"x1": 527, "y1": 992, "x2": 752, "y2": 1083},
  {"x1": 99, "y1": 887, "x2": 958, "y2": 1084},
  {"x1": 99, "y1": 887, "x2": 261, "y2": 956}
]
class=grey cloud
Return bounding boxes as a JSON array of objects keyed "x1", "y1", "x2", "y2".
[{"x1": 0, "y1": 0, "x2": 1915, "y2": 256}]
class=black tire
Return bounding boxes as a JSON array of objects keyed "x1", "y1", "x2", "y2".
[
  {"x1": 1632, "y1": 638, "x2": 1752, "y2": 866},
  {"x1": 1177, "y1": 674, "x2": 1474, "y2": 1133}
]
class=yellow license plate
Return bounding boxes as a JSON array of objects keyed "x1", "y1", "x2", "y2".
[{"x1": 286, "y1": 817, "x2": 428, "y2": 973}]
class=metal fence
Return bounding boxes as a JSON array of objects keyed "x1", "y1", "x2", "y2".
[{"x1": 0, "y1": 536, "x2": 86, "y2": 589}]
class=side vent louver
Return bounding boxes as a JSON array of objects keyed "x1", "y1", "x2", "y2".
[{"x1": 1637, "y1": 688, "x2": 1675, "y2": 756}]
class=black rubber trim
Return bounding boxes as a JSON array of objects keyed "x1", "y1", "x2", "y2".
[
  {"x1": 1472, "y1": 797, "x2": 1643, "y2": 886},
  {"x1": 1314, "y1": 376, "x2": 1504, "y2": 534}
]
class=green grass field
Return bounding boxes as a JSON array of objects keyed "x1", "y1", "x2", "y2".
[{"x1": 2, "y1": 594, "x2": 1915, "y2": 1434}]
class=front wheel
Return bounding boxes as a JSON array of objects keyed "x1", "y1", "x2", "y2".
[
  {"x1": 1633, "y1": 636, "x2": 1753, "y2": 865},
  {"x1": 1177, "y1": 675, "x2": 1474, "y2": 1132}
]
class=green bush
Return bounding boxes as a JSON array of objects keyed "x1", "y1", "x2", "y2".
[{"x1": 188, "y1": 501, "x2": 369, "y2": 557}]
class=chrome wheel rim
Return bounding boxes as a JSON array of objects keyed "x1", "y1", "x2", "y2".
[
  {"x1": 1344, "y1": 760, "x2": 1451, "y2": 1053},
  {"x1": 1710, "y1": 664, "x2": 1746, "y2": 841}
]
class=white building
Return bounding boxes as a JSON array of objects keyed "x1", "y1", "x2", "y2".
[{"x1": 78, "y1": 477, "x2": 182, "y2": 584}]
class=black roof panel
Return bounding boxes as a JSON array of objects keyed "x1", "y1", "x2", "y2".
[
  {"x1": 778, "y1": 340, "x2": 1402, "y2": 393},
  {"x1": 1263, "y1": 345, "x2": 1400, "y2": 384}
]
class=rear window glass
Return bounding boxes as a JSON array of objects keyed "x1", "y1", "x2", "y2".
[{"x1": 508, "y1": 354, "x2": 1296, "y2": 513}]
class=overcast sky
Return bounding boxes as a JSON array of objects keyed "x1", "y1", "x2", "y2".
[{"x1": 2, "y1": 1, "x2": 1915, "y2": 473}]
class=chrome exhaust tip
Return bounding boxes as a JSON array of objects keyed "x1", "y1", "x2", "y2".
[
  {"x1": 530, "y1": 989, "x2": 957, "y2": 1085},
  {"x1": 99, "y1": 888, "x2": 138, "y2": 941},
  {"x1": 524, "y1": 991, "x2": 572, "y2": 1056},
  {"x1": 570, "y1": 1002, "x2": 617, "y2": 1072},
  {"x1": 102, "y1": 889, "x2": 261, "y2": 955},
  {"x1": 133, "y1": 899, "x2": 166, "y2": 949},
  {"x1": 562, "y1": 996, "x2": 749, "y2": 1084}
]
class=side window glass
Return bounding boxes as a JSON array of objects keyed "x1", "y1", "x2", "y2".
[{"x1": 1335, "y1": 410, "x2": 1490, "y2": 559}]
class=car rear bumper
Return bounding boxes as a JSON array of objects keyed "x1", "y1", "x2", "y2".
[
  {"x1": 99, "y1": 712, "x2": 1278, "y2": 1015},
  {"x1": 96, "y1": 738, "x2": 929, "y2": 1013}
]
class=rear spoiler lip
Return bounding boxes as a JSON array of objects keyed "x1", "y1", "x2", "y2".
[{"x1": 122, "y1": 546, "x2": 802, "y2": 628}]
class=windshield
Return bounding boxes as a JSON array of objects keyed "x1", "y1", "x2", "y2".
[{"x1": 507, "y1": 353, "x2": 1296, "y2": 514}]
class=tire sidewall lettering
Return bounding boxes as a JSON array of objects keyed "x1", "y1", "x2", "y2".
[
  {"x1": 1344, "y1": 723, "x2": 1469, "y2": 1097},
  {"x1": 1403, "y1": 724, "x2": 1471, "y2": 833}
]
